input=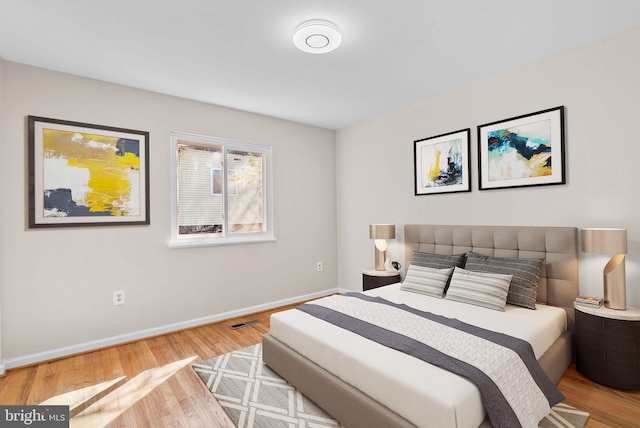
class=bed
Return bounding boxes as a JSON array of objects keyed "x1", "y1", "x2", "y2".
[{"x1": 262, "y1": 225, "x2": 579, "y2": 428}]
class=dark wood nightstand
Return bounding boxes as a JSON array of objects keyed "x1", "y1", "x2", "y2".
[
  {"x1": 362, "y1": 269, "x2": 401, "y2": 291},
  {"x1": 574, "y1": 303, "x2": 640, "y2": 390}
]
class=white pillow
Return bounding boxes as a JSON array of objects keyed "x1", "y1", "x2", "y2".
[
  {"x1": 400, "y1": 265, "x2": 454, "y2": 298},
  {"x1": 444, "y1": 266, "x2": 512, "y2": 311}
]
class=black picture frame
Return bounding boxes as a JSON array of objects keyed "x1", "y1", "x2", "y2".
[
  {"x1": 28, "y1": 116, "x2": 150, "y2": 228},
  {"x1": 477, "y1": 106, "x2": 565, "y2": 191},
  {"x1": 414, "y1": 128, "x2": 471, "y2": 195}
]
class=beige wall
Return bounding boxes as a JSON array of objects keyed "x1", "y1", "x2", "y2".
[
  {"x1": 0, "y1": 58, "x2": 5, "y2": 372},
  {"x1": 336, "y1": 27, "x2": 640, "y2": 307},
  {"x1": 0, "y1": 62, "x2": 337, "y2": 367}
]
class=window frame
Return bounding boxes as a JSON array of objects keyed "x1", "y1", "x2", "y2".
[{"x1": 169, "y1": 132, "x2": 275, "y2": 248}]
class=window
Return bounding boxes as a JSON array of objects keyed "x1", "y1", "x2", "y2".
[{"x1": 169, "y1": 132, "x2": 274, "y2": 248}]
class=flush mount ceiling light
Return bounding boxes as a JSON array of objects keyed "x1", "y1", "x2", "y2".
[{"x1": 293, "y1": 19, "x2": 341, "y2": 54}]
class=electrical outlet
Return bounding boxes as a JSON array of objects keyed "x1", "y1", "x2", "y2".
[
  {"x1": 316, "y1": 261, "x2": 323, "y2": 272},
  {"x1": 113, "y1": 290, "x2": 125, "y2": 305}
]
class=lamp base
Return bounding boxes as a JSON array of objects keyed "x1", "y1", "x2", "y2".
[
  {"x1": 604, "y1": 254, "x2": 626, "y2": 310},
  {"x1": 374, "y1": 248, "x2": 386, "y2": 271}
]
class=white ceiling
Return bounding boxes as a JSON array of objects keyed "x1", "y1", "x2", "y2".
[{"x1": 1, "y1": 1, "x2": 640, "y2": 130}]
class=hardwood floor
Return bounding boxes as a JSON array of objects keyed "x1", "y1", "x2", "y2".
[
  {"x1": 1, "y1": 303, "x2": 639, "y2": 427},
  {"x1": 558, "y1": 366, "x2": 640, "y2": 428}
]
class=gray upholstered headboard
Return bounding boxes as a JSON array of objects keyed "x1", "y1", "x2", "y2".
[{"x1": 404, "y1": 225, "x2": 580, "y2": 330}]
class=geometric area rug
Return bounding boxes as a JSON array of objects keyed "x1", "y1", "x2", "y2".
[
  {"x1": 193, "y1": 344, "x2": 589, "y2": 428},
  {"x1": 192, "y1": 343, "x2": 340, "y2": 427},
  {"x1": 538, "y1": 403, "x2": 590, "y2": 428}
]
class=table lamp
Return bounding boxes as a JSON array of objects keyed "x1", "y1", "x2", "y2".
[
  {"x1": 582, "y1": 228, "x2": 628, "y2": 310},
  {"x1": 369, "y1": 224, "x2": 395, "y2": 271}
]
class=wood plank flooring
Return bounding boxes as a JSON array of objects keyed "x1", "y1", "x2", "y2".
[{"x1": 1, "y1": 303, "x2": 639, "y2": 427}]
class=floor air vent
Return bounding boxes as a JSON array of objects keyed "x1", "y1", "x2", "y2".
[{"x1": 229, "y1": 320, "x2": 260, "y2": 330}]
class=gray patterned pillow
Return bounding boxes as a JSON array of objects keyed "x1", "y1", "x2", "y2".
[
  {"x1": 410, "y1": 251, "x2": 466, "y2": 269},
  {"x1": 463, "y1": 252, "x2": 543, "y2": 310}
]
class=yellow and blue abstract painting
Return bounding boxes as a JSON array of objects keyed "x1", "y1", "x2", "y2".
[
  {"x1": 42, "y1": 129, "x2": 141, "y2": 218},
  {"x1": 414, "y1": 128, "x2": 470, "y2": 195},
  {"x1": 487, "y1": 119, "x2": 552, "y2": 182},
  {"x1": 421, "y1": 138, "x2": 464, "y2": 188},
  {"x1": 29, "y1": 116, "x2": 149, "y2": 227}
]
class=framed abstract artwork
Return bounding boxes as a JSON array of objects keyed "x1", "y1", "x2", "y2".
[
  {"x1": 414, "y1": 128, "x2": 471, "y2": 195},
  {"x1": 477, "y1": 106, "x2": 565, "y2": 190},
  {"x1": 28, "y1": 116, "x2": 150, "y2": 228}
]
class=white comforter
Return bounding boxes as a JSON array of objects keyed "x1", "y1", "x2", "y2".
[{"x1": 269, "y1": 283, "x2": 567, "y2": 428}]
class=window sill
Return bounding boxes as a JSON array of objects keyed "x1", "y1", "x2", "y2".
[{"x1": 168, "y1": 236, "x2": 277, "y2": 249}]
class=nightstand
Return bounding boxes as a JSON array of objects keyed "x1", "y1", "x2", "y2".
[
  {"x1": 362, "y1": 269, "x2": 401, "y2": 291},
  {"x1": 574, "y1": 303, "x2": 640, "y2": 390}
]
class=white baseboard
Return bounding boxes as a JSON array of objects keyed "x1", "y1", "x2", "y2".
[{"x1": 3, "y1": 287, "x2": 341, "y2": 371}]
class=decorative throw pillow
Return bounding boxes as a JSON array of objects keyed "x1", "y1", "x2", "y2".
[
  {"x1": 464, "y1": 252, "x2": 543, "y2": 310},
  {"x1": 444, "y1": 267, "x2": 512, "y2": 311},
  {"x1": 409, "y1": 251, "x2": 466, "y2": 269},
  {"x1": 401, "y1": 265, "x2": 454, "y2": 298}
]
